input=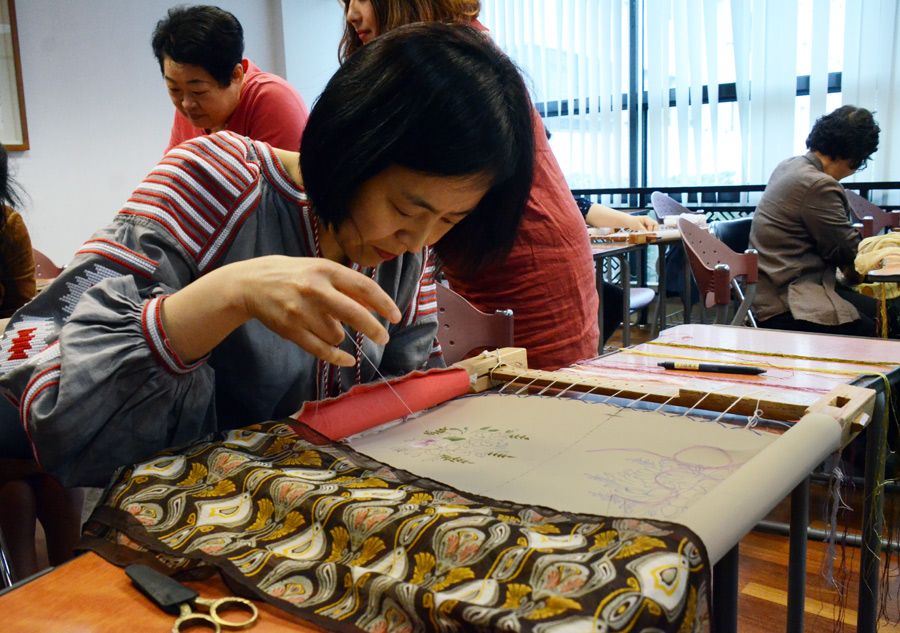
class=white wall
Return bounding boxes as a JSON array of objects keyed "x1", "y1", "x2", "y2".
[
  {"x1": 281, "y1": 0, "x2": 343, "y2": 112},
  {"x1": 9, "y1": 0, "x2": 291, "y2": 265}
]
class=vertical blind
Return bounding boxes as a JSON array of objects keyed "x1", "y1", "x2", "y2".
[
  {"x1": 480, "y1": 0, "x2": 899, "y2": 199},
  {"x1": 482, "y1": 0, "x2": 631, "y2": 190}
]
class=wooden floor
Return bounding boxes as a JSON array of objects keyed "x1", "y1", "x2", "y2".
[
  {"x1": 22, "y1": 319, "x2": 900, "y2": 631},
  {"x1": 739, "y1": 486, "x2": 900, "y2": 632}
]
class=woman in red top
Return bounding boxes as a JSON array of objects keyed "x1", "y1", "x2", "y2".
[{"x1": 341, "y1": 0, "x2": 601, "y2": 370}]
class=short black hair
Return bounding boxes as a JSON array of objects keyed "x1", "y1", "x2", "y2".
[
  {"x1": 151, "y1": 5, "x2": 244, "y2": 87},
  {"x1": 0, "y1": 144, "x2": 22, "y2": 212},
  {"x1": 301, "y1": 22, "x2": 535, "y2": 275},
  {"x1": 806, "y1": 105, "x2": 880, "y2": 170},
  {"x1": 0, "y1": 143, "x2": 26, "y2": 271}
]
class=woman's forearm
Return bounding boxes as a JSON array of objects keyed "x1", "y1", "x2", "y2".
[{"x1": 159, "y1": 263, "x2": 251, "y2": 363}]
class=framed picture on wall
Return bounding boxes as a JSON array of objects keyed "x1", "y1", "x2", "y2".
[{"x1": 0, "y1": 0, "x2": 27, "y2": 150}]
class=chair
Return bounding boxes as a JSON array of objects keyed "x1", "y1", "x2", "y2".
[
  {"x1": 630, "y1": 287, "x2": 656, "y2": 312},
  {"x1": 0, "y1": 390, "x2": 84, "y2": 587},
  {"x1": 650, "y1": 192, "x2": 703, "y2": 324},
  {"x1": 435, "y1": 283, "x2": 514, "y2": 365},
  {"x1": 677, "y1": 217, "x2": 758, "y2": 326},
  {"x1": 32, "y1": 249, "x2": 63, "y2": 280},
  {"x1": 650, "y1": 191, "x2": 695, "y2": 220},
  {"x1": 712, "y1": 216, "x2": 753, "y2": 254},
  {"x1": 846, "y1": 190, "x2": 900, "y2": 238},
  {"x1": 650, "y1": 192, "x2": 697, "y2": 295}
]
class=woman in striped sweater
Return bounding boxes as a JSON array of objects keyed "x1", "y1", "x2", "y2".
[{"x1": 0, "y1": 23, "x2": 534, "y2": 487}]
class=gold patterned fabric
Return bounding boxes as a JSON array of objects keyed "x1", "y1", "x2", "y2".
[{"x1": 82, "y1": 420, "x2": 710, "y2": 632}]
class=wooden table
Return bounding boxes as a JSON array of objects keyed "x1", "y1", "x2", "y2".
[
  {"x1": 865, "y1": 265, "x2": 900, "y2": 283},
  {"x1": 591, "y1": 242, "x2": 643, "y2": 348},
  {"x1": 0, "y1": 552, "x2": 327, "y2": 632},
  {"x1": 592, "y1": 229, "x2": 686, "y2": 341}
]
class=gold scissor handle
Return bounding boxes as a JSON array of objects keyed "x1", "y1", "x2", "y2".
[
  {"x1": 197, "y1": 595, "x2": 259, "y2": 630},
  {"x1": 172, "y1": 603, "x2": 220, "y2": 632}
]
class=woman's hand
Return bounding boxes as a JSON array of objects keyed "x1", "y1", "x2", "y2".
[
  {"x1": 629, "y1": 214, "x2": 659, "y2": 232},
  {"x1": 161, "y1": 256, "x2": 401, "y2": 367}
]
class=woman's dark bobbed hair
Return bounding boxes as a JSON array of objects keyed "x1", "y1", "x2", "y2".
[
  {"x1": 301, "y1": 22, "x2": 535, "y2": 275},
  {"x1": 806, "y1": 105, "x2": 880, "y2": 170}
]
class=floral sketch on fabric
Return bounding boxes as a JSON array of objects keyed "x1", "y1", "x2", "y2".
[{"x1": 393, "y1": 424, "x2": 531, "y2": 463}]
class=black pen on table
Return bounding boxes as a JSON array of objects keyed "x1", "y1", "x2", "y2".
[{"x1": 658, "y1": 361, "x2": 766, "y2": 375}]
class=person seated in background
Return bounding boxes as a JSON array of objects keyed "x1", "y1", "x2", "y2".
[
  {"x1": 574, "y1": 196, "x2": 658, "y2": 345},
  {"x1": 574, "y1": 196, "x2": 659, "y2": 234},
  {"x1": 0, "y1": 23, "x2": 535, "y2": 488},
  {"x1": 153, "y1": 4, "x2": 309, "y2": 153},
  {"x1": 343, "y1": 0, "x2": 600, "y2": 370},
  {"x1": 0, "y1": 146, "x2": 35, "y2": 319},
  {"x1": 749, "y1": 105, "x2": 883, "y2": 337},
  {"x1": 0, "y1": 143, "x2": 84, "y2": 580}
]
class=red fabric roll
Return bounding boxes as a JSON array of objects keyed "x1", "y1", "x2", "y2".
[{"x1": 291, "y1": 367, "x2": 472, "y2": 440}]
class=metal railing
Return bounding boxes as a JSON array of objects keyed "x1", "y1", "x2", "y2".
[{"x1": 573, "y1": 181, "x2": 900, "y2": 215}]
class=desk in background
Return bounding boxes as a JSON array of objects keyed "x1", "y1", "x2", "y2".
[
  {"x1": 591, "y1": 228, "x2": 688, "y2": 342},
  {"x1": 591, "y1": 241, "x2": 642, "y2": 348}
]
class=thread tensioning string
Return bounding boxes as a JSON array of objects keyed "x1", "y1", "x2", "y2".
[
  {"x1": 710, "y1": 389, "x2": 768, "y2": 425},
  {"x1": 342, "y1": 325, "x2": 416, "y2": 419}
]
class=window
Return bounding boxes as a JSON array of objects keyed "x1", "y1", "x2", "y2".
[{"x1": 480, "y1": 0, "x2": 899, "y2": 195}]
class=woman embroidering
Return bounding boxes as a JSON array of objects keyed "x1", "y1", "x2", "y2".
[
  {"x1": 0, "y1": 23, "x2": 534, "y2": 487},
  {"x1": 342, "y1": 0, "x2": 602, "y2": 370}
]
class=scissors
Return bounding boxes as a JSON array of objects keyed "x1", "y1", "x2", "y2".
[{"x1": 126, "y1": 563, "x2": 259, "y2": 632}]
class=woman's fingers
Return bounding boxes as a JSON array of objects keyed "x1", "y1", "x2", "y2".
[
  {"x1": 636, "y1": 216, "x2": 659, "y2": 231},
  {"x1": 243, "y1": 257, "x2": 402, "y2": 364},
  {"x1": 291, "y1": 325, "x2": 358, "y2": 367},
  {"x1": 160, "y1": 256, "x2": 405, "y2": 366},
  {"x1": 335, "y1": 271, "x2": 403, "y2": 325},
  {"x1": 287, "y1": 286, "x2": 388, "y2": 350}
]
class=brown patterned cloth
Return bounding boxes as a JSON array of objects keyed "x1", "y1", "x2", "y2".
[{"x1": 82, "y1": 420, "x2": 710, "y2": 632}]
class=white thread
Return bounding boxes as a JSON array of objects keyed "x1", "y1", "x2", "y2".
[
  {"x1": 820, "y1": 455, "x2": 850, "y2": 592},
  {"x1": 488, "y1": 349, "x2": 521, "y2": 392},
  {"x1": 513, "y1": 374, "x2": 544, "y2": 396},
  {"x1": 710, "y1": 389, "x2": 768, "y2": 425},
  {"x1": 592, "y1": 386, "x2": 625, "y2": 403},
  {"x1": 536, "y1": 378, "x2": 562, "y2": 396},
  {"x1": 653, "y1": 392, "x2": 681, "y2": 414},
  {"x1": 622, "y1": 391, "x2": 653, "y2": 409},
  {"x1": 742, "y1": 394, "x2": 765, "y2": 429},
  {"x1": 343, "y1": 325, "x2": 416, "y2": 418},
  {"x1": 554, "y1": 381, "x2": 578, "y2": 398},
  {"x1": 682, "y1": 384, "x2": 731, "y2": 418}
]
